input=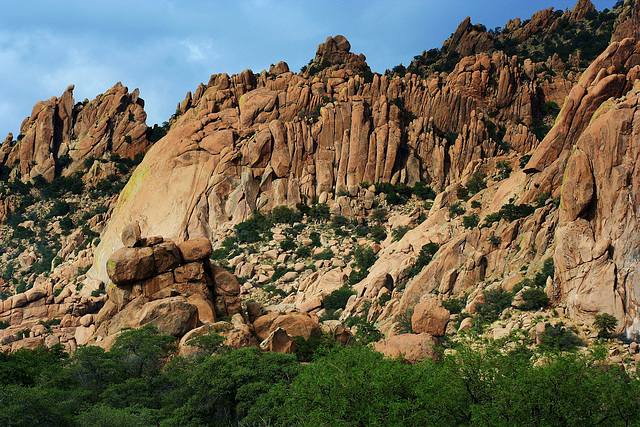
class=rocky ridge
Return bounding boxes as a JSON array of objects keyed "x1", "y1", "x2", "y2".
[{"x1": 2, "y1": 1, "x2": 640, "y2": 367}]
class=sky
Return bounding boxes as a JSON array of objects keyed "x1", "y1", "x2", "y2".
[{"x1": 0, "y1": 0, "x2": 617, "y2": 138}]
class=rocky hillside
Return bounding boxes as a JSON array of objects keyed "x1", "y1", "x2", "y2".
[{"x1": 1, "y1": 0, "x2": 640, "y2": 366}]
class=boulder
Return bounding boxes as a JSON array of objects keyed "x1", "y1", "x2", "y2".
[
  {"x1": 411, "y1": 294, "x2": 450, "y2": 337},
  {"x1": 135, "y1": 297, "x2": 199, "y2": 337},
  {"x1": 260, "y1": 327, "x2": 296, "y2": 354},
  {"x1": 178, "y1": 238, "x2": 212, "y2": 262},
  {"x1": 174, "y1": 262, "x2": 205, "y2": 283},
  {"x1": 106, "y1": 247, "x2": 156, "y2": 285},
  {"x1": 121, "y1": 221, "x2": 142, "y2": 247},
  {"x1": 374, "y1": 333, "x2": 441, "y2": 363},
  {"x1": 253, "y1": 312, "x2": 321, "y2": 341},
  {"x1": 212, "y1": 265, "x2": 241, "y2": 296},
  {"x1": 152, "y1": 241, "x2": 181, "y2": 273}
]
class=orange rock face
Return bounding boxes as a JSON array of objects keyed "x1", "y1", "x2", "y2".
[{"x1": 1, "y1": 83, "x2": 152, "y2": 182}]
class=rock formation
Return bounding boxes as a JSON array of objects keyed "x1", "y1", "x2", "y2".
[{"x1": 0, "y1": 83, "x2": 152, "y2": 182}]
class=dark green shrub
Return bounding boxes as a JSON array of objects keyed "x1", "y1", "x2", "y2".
[
  {"x1": 280, "y1": 238, "x2": 296, "y2": 252},
  {"x1": 448, "y1": 202, "x2": 465, "y2": 217},
  {"x1": 462, "y1": 213, "x2": 479, "y2": 229},
  {"x1": 412, "y1": 182, "x2": 436, "y2": 200},
  {"x1": 466, "y1": 172, "x2": 487, "y2": 195},
  {"x1": 355, "y1": 225, "x2": 371, "y2": 237},
  {"x1": 323, "y1": 287, "x2": 356, "y2": 310},
  {"x1": 313, "y1": 249, "x2": 334, "y2": 260},
  {"x1": 519, "y1": 154, "x2": 532, "y2": 169},
  {"x1": 456, "y1": 186, "x2": 469, "y2": 201},
  {"x1": 392, "y1": 225, "x2": 411, "y2": 242},
  {"x1": 379, "y1": 293, "x2": 391, "y2": 306},
  {"x1": 518, "y1": 288, "x2": 549, "y2": 311},
  {"x1": 370, "y1": 224, "x2": 387, "y2": 241},
  {"x1": 271, "y1": 206, "x2": 300, "y2": 225},
  {"x1": 496, "y1": 161, "x2": 512, "y2": 180},
  {"x1": 442, "y1": 296, "x2": 466, "y2": 314},
  {"x1": 394, "y1": 309, "x2": 414, "y2": 333},
  {"x1": 295, "y1": 246, "x2": 312, "y2": 258},
  {"x1": 538, "y1": 323, "x2": 584, "y2": 352},
  {"x1": 309, "y1": 231, "x2": 321, "y2": 247},
  {"x1": 309, "y1": 203, "x2": 330, "y2": 222},
  {"x1": 406, "y1": 242, "x2": 440, "y2": 278},
  {"x1": 344, "y1": 316, "x2": 382, "y2": 344},
  {"x1": 476, "y1": 288, "x2": 513, "y2": 323},
  {"x1": 371, "y1": 208, "x2": 387, "y2": 223},
  {"x1": 594, "y1": 313, "x2": 618, "y2": 339},
  {"x1": 470, "y1": 200, "x2": 482, "y2": 209},
  {"x1": 488, "y1": 235, "x2": 501, "y2": 245},
  {"x1": 330, "y1": 215, "x2": 350, "y2": 229},
  {"x1": 499, "y1": 203, "x2": 535, "y2": 221}
]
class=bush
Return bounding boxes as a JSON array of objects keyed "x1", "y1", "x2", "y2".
[
  {"x1": 323, "y1": 287, "x2": 356, "y2": 311},
  {"x1": 499, "y1": 203, "x2": 535, "y2": 221},
  {"x1": 392, "y1": 225, "x2": 411, "y2": 242},
  {"x1": 538, "y1": 323, "x2": 583, "y2": 352},
  {"x1": 412, "y1": 182, "x2": 436, "y2": 200},
  {"x1": 330, "y1": 215, "x2": 350, "y2": 229},
  {"x1": 488, "y1": 235, "x2": 501, "y2": 246},
  {"x1": 476, "y1": 288, "x2": 513, "y2": 323},
  {"x1": 518, "y1": 288, "x2": 549, "y2": 311},
  {"x1": 496, "y1": 161, "x2": 512, "y2": 180},
  {"x1": 470, "y1": 200, "x2": 482, "y2": 209},
  {"x1": 448, "y1": 202, "x2": 465, "y2": 217},
  {"x1": 406, "y1": 242, "x2": 440, "y2": 278},
  {"x1": 456, "y1": 186, "x2": 469, "y2": 201},
  {"x1": 462, "y1": 213, "x2": 479, "y2": 229},
  {"x1": 313, "y1": 249, "x2": 334, "y2": 260},
  {"x1": 371, "y1": 208, "x2": 387, "y2": 223},
  {"x1": 295, "y1": 246, "x2": 312, "y2": 258},
  {"x1": 466, "y1": 172, "x2": 487, "y2": 195},
  {"x1": 271, "y1": 206, "x2": 300, "y2": 225},
  {"x1": 280, "y1": 238, "x2": 296, "y2": 252},
  {"x1": 442, "y1": 296, "x2": 466, "y2": 314},
  {"x1": 370, "y1": 224, "x2": 387, "y2": 241},
  {"x1": 309, "y1": 203, "x2": 330, "y2": 222},
  {"x1": 594, "y1": 313, "x2": 618, "y2": 339}
]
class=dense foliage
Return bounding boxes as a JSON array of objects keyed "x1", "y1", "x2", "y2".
[{"x1": 1, "y1": 326, "x2": 639, "y2": 426}]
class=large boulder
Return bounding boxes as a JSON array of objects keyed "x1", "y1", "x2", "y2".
[
  {"x1": 253, "y1": 312, "x2": 322, "y2": 341},
  {"x1": 374, "y1": 333, "x2": 441, "y2": 363},
  {"x1": 135, "y1": 297, "x2": 199, "y2": 337},
  {"x1": 106, "y1": 247, "x2": 156, "y2": 285},
  {"x1": 411, "y1": 294, "x2": 450, "y2": 337},
  {"x1": 178, "y1": 238, "x2": 213, "y2": 263}
]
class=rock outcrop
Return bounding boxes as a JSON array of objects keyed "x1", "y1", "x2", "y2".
[{"x1": 0, "y1": 83, "x2": 152, "y2": 182}]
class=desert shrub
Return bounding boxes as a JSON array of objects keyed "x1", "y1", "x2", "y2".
[
  {"x1": 309, "y1": 203, "x2": 330, "y2": 222},
  {"x1": 394, "y1": 309, "x2": 414, "y2": 333},
  {"x1": 330, "y1": 215, "x2": 350, "y2": 229},
  {"x1": 370, "y1": 224, "x2": 387, "y2": 241},
  {"x1": 498, "y1": 203, "x2": 535, "y2": 221},
  {"x1": 309, "y1": 231, "x2": 321, "y2": 247},
  {"x1": 406, "y1": 242, "x2": 440, "y2": 278},
  {"x1": 496, "y1": 161, "x2": 512, "y2": 180},
  {"x1": 538, "y1": 323, "x2": 584, "y2": 352},
  {"x1": 323, "y1": 287, "x2": 356, "y2": 311},
  {"x1": 270, "y1": 206, "x2": 301, "y2": 225},
  {"x1": 234, "y1": 212, "x2": 272, "y2": 243},
  {"x1": 456, "y1": 186, "x2": 469, "y2": 201},
  {"x1": 442, "y1": 296, "x2": 466, "y2": 314},
  {"x1": 518, "y1": 288, "x2": 549, "y2": 311},
  {"x1": 354, "y1": 225, "x2": 371, "y2": 237},
  {"x1": 344, "y1": 316, "x2": 382, "y2": 344},
  {"x1": 462, "y1": 213, "x2": 479, "y2": 229},
  {"x1": 379, "y1": 293, "x2": 391, "y2": 306},
  {"x1": 470, "y1": 200, "x2": 482, "y2": 209},
  {"x1": 412, "y1": 182, "x2": 436, "y2": 200},
  {"x1": 371, "y1": 208, "x2": 387, "y2": 223},
  {"x1": 280, "y1": 237, "x2": 296, "y2": 252},
  {"x1": 392, "y1": 225, "x2": 411, "y2": 242},
  {"x1": 476, "y1": 288, "x2": 513, "y2": 324},
  {"x1": 519, "y1": 154, "x2": 532, "y2": 169},
  {"x1": 466, "y1": 172, "x2": 487, "y2": 195},
  {"x1": 488, "y1": 235, "x2": 501, "y2": 246},
  {"x1": 295, "y1": 246, "x2": 311, "y2": 258},
  {"x1": 313, "y1": 248, "x2": 334, "y2": 260},
  {"x1": 448, "y1": 202, "x2": 465, "y2": 217},
  {"x1": 534, "y1": 191, "x2": 552, "y2": 208},
  {"x1": 594, "y1": 313, "x2": 618, "y2": 339}
]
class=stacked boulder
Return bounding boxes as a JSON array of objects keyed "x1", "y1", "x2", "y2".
[{"x1": 95, "y1": 222, "x2": 242, "y2": 344}]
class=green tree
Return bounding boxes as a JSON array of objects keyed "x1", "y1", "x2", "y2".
[{"x1": 594, "y1": 313, "x2": 618, "y2": 339}]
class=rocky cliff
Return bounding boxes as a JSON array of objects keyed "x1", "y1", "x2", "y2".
[
  {"x1": 3, "y1": 2, "x2": 640, "y2": 363},
  {"x1": 0, "y1": 82, "x2": 152, "y2": 182}
]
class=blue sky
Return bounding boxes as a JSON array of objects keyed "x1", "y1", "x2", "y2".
[{"x1": 0, "y1": 0, "x2": 616, "y2": 138}]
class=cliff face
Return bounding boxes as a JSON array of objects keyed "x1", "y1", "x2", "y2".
[
  {"x1": 0, "y1": 82, "x2": 152, "y2": 182},
  {"x1": 5, "y1": 4, "x2": 640, "y2": 356},
  {"x1": 90, "y1": 35, "x2": 546, "y2": 284}
]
